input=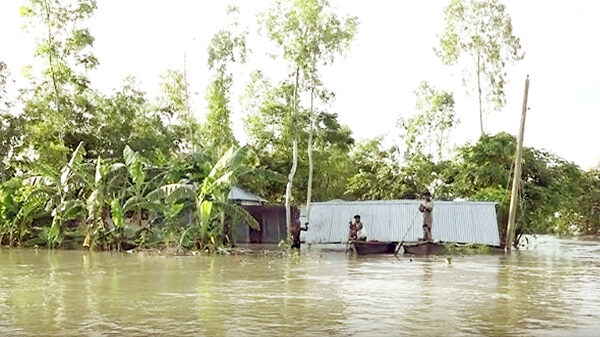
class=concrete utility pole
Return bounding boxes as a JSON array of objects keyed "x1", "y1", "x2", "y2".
[{"x1": 506, "y1": 75, "x2": 530, "y2": 252}]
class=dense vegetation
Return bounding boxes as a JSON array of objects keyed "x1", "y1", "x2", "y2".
[{"x1": 0, "y1": 0, "x2": 598, "y2": 252}]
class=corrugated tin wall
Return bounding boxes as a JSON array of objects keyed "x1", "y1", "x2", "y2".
[
  {"x1": 234, "y1": 206, "x2": 297, "y2": 243},
  {"x1": 304, "y1": 200, "x2": 500, "y2": 246}
]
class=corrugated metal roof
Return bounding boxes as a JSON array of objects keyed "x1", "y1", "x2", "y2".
[
  {"x1": 227, "y1": 186, "x2": 267, "y2": 205},
  {"x1": 304, "y1": 200, "x2": 500, "y2": 246}
]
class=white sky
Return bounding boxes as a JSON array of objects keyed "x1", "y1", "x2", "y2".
[{"x1": 1, "y1": 0, "x2": 599, "y2": 169}]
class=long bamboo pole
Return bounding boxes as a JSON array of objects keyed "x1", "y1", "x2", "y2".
[{"x1": 505, "y1": 75, "x2": 530, "y2": 252}]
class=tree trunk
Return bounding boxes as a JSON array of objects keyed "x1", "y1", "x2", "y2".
[
  {"x1": 477, "y1": 53, "x2": 485, "y2": 137},
  {"x1": 285, "y1": 139, "x2": 298, "y2": 237},
  {"x1": 306, "y1": 86, "x2": 315, "y2": 225},
  {"x1": 285, "y1": 68, "x2": 300, "y2": 237},
  {"x1": 42, "y1": 0, "x2": 62, "y2": 137}
]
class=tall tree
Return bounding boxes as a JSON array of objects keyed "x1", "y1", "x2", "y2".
[
  {"x1": 19, "y1": 0, "x2": 99, "y2": 165},
  {"x1": 202, "y1": 5, "x2": 247, "y2": 159},
  {"x1": 156, "y1": 69, "x2": 201, "y2": 152},
  {"x1": 437, "y1": 0, "x2": 523, "y2": 136},
  {"x1": 399, "y1": 81, "x2": 457, "y2": 161},
  {"x1": 92, "y1": 77, "x2": 176, "y2": 161},
  {"x1": 242, "y1": 72, "x2": 354, "y2": 204},
  {"x1": 262, "y1": 0, "x2": 358, "y2": 232}
]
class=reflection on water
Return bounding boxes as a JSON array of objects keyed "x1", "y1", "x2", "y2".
[{"x1": 1, "y1": 236, "x2": 599, "y2": 336}]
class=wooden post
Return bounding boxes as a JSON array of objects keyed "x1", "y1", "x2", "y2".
[{"x1": 505, "y1": 75, "x2": 530, "y2": 252}]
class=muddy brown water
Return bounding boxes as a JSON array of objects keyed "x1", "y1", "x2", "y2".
[{"x1": 1, "y1": 236, "x2": 599, "y2": 336}]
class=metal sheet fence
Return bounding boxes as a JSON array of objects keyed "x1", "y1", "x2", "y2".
[{"x1": 304, "y1": 200, "x2": 500, "y2": 246}]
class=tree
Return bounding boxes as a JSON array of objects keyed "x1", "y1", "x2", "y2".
[
  {"x1": 19, "y1": 0, "x2": 99, "y2": 166},
  {"x1": 156, "y1": 70, "x2": 201, "y2": 153},
  {"x1": 437, "y1": 0, "x2": 523, "y2": 136},
  {"x1": 449, "y1": 132, "x2": 589, "y2": 246},
  {"x1": 557, "y1": 169, "x2": 600, "y2": 234},
  {"x1": 345, "y1": 138, "x2": 400, "y2": 200},
  {"x1": 262, "y1": 0, "x2": 358, "y2": 233},
  {"x1": 344, "y1": 139, "x2": 444, "y2": 201},
  {"x1": 93, "y1": 77, "x2": 177, "y2": 161},
  {"x1": 202, "y1": 5, "x2": 247, "y2": 159},
  {"x1": 243, "y1": 76, "x2": 355, "y2": 204},
  {"x1": 399, "y1": 81, "x2": 457, "y2": 162}
]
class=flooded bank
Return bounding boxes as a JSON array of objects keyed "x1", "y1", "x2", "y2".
[{"x1": 1, "y1": 236, "x2": 599, "y2": 336}]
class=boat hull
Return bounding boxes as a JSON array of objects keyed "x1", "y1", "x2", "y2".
[
  {"x1": 351, "y1": 240, "x2": 397, "y2": 255},
  {"x1": 402, "y1": 241, "x2": 445, "y2": 255}
]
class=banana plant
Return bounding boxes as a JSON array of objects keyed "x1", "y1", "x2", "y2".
[
  {"x1": 84, "y1": 156, "x2": 126, "y2": 249},
  {"x1": 0, "y1": 184, "x2": 18, "y2": 245},
  {"x1": 121, "y1": 145, "x2": 164, "y2": 231},
  {"x1": 24, "y1": 142, "x2": 87, "y2": 247},
  {"x1": 148, "y1": 146, "x2": 259, "y2": 250}
]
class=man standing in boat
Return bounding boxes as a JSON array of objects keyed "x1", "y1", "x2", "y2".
[{"x1": 419, "y1": 191, "x2": 434, "y2": 242}]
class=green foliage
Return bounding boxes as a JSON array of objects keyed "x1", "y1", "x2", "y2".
[
  {"x1": 243, "y1": 79, "x2": 355, "y2": 203},
  {"x1": 345, "y1": 139, "x2": 399, "y2": 200},
  {"x1": 146, "y1": 146, "x2": 260, "y2": 251},
  {"x1": 200, "y1": 6, "x2": 247, "y2": 160},
  {"x1": 451, "y1": 133, "x2": 596, "y2": 244},
  {"x1": 262, "y1": 0, "x2": 358, "y2": 77},
  {"x1": 344, "y1": 132, "x2": 598, "y2": 246},
  {"x1": 400, "y1": 81, "x2": 457, "y2": 161},
  {"x1": 19, "y1": 0, "x2": 99, "y2": 166},
  {"x1": 156, "y1": 70, "x2": 201, "y2": 152},
  {"x1": 437, "y1": 0, "x2": 523, "y2": 135},
  {"x1": 553, "y1": 169, "x2": 600, "y2": 235}
]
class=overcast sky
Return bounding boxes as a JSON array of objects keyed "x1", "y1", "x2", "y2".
[{"x1": 1, "y1": 0, "x2": 599, "y2": 169}]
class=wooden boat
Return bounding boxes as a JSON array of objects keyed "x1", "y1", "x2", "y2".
[
  {"x1": 401, "y1": 241, "x2": 445, "y2": 255},
  {"x1": 351, "y1": 240, "x2": 397, "y2": 255}
]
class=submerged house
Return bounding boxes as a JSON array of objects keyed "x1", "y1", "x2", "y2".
[
  {"x1": 234, "y1": 205, "x2": 298, "y2": 244},
  {"x1": 230, "y1": 186, "x2": 296, "y2": 244},
  {"x1": 303, "y1": 200, "x2": 500, "y2": 246}
]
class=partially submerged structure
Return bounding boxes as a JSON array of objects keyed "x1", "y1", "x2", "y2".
[
  {"x1": 303, "y1": 200, "x2": 500, "y2": 246},
  {"x1": 234, "y1": 205, "x2": 298, "y2": 244},
  {"x1": 229, "y1": 186, "x2": 295, "y2": 244}
]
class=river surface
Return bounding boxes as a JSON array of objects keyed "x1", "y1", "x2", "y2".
[{"x1": 1, "y1": 236, "x2": 599, "y2": 336}]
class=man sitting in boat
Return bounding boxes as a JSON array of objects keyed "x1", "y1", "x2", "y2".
[
  {"x1": 419, "y1": 191, "x2": 434, "y2": 242},
  {"x1": 349, "y1": 215, "x2": 367, "y2": 241}
]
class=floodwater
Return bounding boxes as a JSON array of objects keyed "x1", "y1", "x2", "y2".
[{"x1": 1, "y1": 236, "x2": 599, "y2": 336}]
